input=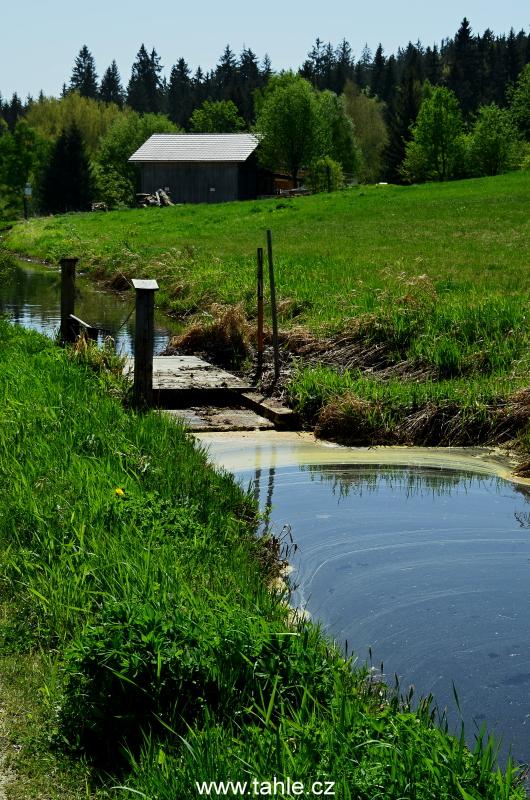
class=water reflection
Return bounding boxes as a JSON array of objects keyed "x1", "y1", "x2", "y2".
[
  {"x1": 198, "y1": 434, "x2": 530, "y2": 770},
  {"x1": 1, "y1": 261, "x2": 182, "y2": 357}
]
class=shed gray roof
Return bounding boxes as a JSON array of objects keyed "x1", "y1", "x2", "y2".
[{"x1": 128, "y1": 133, "x2": 260, "y2": 163}]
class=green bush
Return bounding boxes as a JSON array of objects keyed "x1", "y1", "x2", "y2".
[{"x1": 306, "y1": 156, "x2": 344, "y2": 193}]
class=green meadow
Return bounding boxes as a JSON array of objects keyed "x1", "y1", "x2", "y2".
[
  {"x1": 6, "y1": 171, "x2": 530, "y2": 448},
  {"x1": 0, "y1": 320, "x2": 526, "y2": 798}
]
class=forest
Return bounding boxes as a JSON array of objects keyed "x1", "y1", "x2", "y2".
[{"x1": 1, "y1": 17, "x2": 530, "y2": 217}]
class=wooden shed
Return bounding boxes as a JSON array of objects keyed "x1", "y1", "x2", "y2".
[{"x1": 128, "y1": 133, "x2": 275, "y2": 204}]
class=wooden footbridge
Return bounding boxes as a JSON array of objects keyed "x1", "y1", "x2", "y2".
[
  {"x1": 59, "y1": 260, "x2": 296, "y2": 432},
  {"x1": 123, "y1": 355, "x2": 296, "y2": 431}
]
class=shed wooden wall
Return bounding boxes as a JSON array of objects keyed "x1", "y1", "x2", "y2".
[{"x1": 141, "y1": 161, "x2": 240, "y2": 204}]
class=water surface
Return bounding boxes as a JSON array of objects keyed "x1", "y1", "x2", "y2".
[
  {"x1": 199, "y1": 432, "x2": 530, "y2": 768},
  {"x1": 1, "y1": 260, "x2": 182, "y2": 356}
]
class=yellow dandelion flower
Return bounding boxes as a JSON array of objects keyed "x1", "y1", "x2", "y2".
[{"x1": 115, "y1": 488, "x2": 125, "y2": 496}]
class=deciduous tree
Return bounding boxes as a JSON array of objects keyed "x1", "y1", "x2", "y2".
[
  {"x1": 344, "y1": 81, "x2": 388, "y2": 181},
  {"x1": 189, "y1": 98, "x2": 245, "y2": 133},
  {"x1": 0, "y1": 120, "x2": 50, "y2": 216},
  {"x1": 401, "y1": 86, "x2": 464, "y2": 181},
  {"x1": 26, "y1": 92, "x2": 121, "y2": 155},
  {"x1": 253, "y1": 73, "x2": 324, "y2": 187},
  {"x1": 507, "y1": 63, "x2": 530, "y2": 139},
  {"x1": 94, "y1": 112, "x2": 181, "y2": 207},
  {"x1": 467, "y1": 102, "x2": 519, "y2": 175}
]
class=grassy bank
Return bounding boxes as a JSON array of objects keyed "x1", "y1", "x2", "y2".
[
  {"x1": 4, "y1": 172, "x2": 530, "y2": 449},
  {"x1": 0, "y1": 320, "x2": 526, "y2": 798}
]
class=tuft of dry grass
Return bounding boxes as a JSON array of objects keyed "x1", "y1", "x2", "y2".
[
  {"x1": 165, "y1": 304, "x2": 255, "y2": 367},
  {"x1": 314, "y1": 386, "x2": 530, "y2": 448}
]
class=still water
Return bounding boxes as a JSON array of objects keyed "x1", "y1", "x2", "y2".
[
  {"x1": 1, "y1": 260, "x2": 182, "y2": 356},
  {"x1": 199, "y1": 432, "x2": 530, "y2": 769}
]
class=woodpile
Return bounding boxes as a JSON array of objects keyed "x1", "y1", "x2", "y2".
[
  {"x1": 91, "y1": 202, "x2": 108, "y2": 211},
  {"x1": 136, "y1": 189, "x2": 173, "y2": 208}
]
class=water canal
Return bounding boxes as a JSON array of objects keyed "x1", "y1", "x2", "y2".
[
  {"x1": 1, "y1": 259, "x2": 182, "y2": 355},
  {"x1": 198, "y1": 432, "x2": 530, "y2": 770},
  {"x1": 2, "y1": 260, "x2": 530, "y2": 771}
]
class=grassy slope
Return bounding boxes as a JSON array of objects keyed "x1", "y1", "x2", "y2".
[
  {"x1": 5, "y1": 172, "x2": 530, "y2": 449},
  {"x1": 0, "y1": 321, "x2": 526, "y2": 799}
]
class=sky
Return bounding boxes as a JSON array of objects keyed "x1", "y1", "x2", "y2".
[{"x1": 1, "y1": 0, "x2": 529, "y2": 100}]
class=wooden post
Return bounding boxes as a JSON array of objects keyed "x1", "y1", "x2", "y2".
[
  {"x1": 60, "y1": 257, "x2": 78, "y2": 343},
  {"x1": 266, "y1": 230, "x2": 280, "y2": 380},
  {"x1": 257, "y1": 247, "x2": 264, "y2": 373},
  {"x1": 132, "y1": 278, "x2": 159, "y2": 408}
]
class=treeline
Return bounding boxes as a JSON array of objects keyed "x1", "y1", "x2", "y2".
[
  {"x1": 2, "y1": 19, "x2": 529, "y2": 131},
  {"x1": 1, "y1": 18, "x2": 530, "y2": 218}
]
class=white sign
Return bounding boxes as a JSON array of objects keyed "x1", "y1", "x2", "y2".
[
  {"x1": 24, "y1": 182, "x2": 32, "y2": 197},
  {"x1": 210, "y1": 187, "x2": 215, "y2": 192}
]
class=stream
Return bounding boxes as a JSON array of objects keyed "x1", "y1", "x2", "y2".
[
  {"x1": 2, "y1": 260, "x2": 530, "y2": 771},
  {"x1": 198, "y1": 432, "x2": 530, "y2": 771},
  {"x1": 1, "y1": 259, "x2": 182, "y2": 355}
]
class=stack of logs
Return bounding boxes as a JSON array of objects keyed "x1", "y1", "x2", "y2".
[{"x1": 136, "y1": 189, "x2": 173, "y2": 208}]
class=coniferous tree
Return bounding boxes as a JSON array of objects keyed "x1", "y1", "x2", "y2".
[
  {"x1": 381, "y1": 55, "x2": 397, "y2": 107},
  {"x1": 371, "y1": 45, "x2": 386, "y2": 98},
  {"x1": 192, "y1": 66, "x2": 208, "y2": 109},
  {"x1": 424, "y1": 45, "x2": 442, "y2": 85},
  {"x1": 40, "y1": 123, "x2": 95, "y2": 213},
  {"x1": 448, "y1": 18, "x2": 478, "y2": 119},
  {"x1": 238, "y1": 48, "x2": 262, "y2": 123},
  {"x1": 504, "y1": 28, "x2": 523, "y2": 88},
  {"x1": 216, "y1": 46, "x2": 237, "y2": 93},
  {"x1": 383, "y1": 67, "x2": 423, "y2": 181},
  {"x1": 100, "y1": 61, "x2": 125, "y2": 107},
  {"x1": 301, "y1": 39, "x2": 326, "y2": 88},
  {"x1": 333, "y1": 39, "x2": 355, "y2": 94},
  {"x1": 261, "y1": 54, "x2": 273, "y2": 82},
  {"x1": 5, "y1": 93, "x2": 24, "y2": 132},
  {"x1": 167, "y1": 58, "x2": 192, "y2": 129},
  {"x1": 70, "y1": 46, "x2": 99, "y2": 99},
  {"x1": 126, "y1": 45, "x2": 163, "y2": 113}
]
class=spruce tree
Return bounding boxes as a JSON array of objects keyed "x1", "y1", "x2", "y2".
[
  {"x1": 504, "y1": 28, "x2": 523, "y2": 88},
  {"x1": 448, "y1": 18, "x2": 478, "y2": 118},
  {"x1": 70, "y1": 45, "x2": 99, "y2": 99},
  {"x1": 126, "y1": 45, "x2": 163, "y2": 113},
  {"x1": 261, "y1": 54, "x2": 273, "y2": 82},
  {"x1": 238, "y1": 48, "x2": 261, "y2": 124},
  {"x1": 424, "y1": 45, "x2": 442, "y2": 85},
  {"x1": 333, "y1": 40, "x2": 355, "y2": 94},
  {"x1": 216, "y1": 45, "x2": 237, "y2": 92},
  {"x1": 100, "y1": 61, "x2": 125, "y2": 107},
  {"x1": 5, "y1": 93, "x2": 24, "y2": 132},
  {"x1": 371, "y1": 45, "x2": 386, "y2": 98},
  {"x1": 383, "y1": 67, "x2": 423, "y2": 181},
  {"x1": 167, "y1": 58, "x2": 192, "y2": 128},
  {"x1": 40, "y1": 124, "x2": 95, "y2": 214}
]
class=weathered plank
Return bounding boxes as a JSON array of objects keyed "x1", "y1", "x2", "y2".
[
  {"x1": 165, "y1": 407, "x2": 275, "y2": 432},
  {"x1": 124, "y1": 356, "x2": 251, "y2": 391}
]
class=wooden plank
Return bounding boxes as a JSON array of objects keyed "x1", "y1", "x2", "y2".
[
  {"x1": 124, "y1": 357, "x2": 251, "y2": 391},
  {"x1": 165, "y1": 407, "x2": 275, "y2": 432}
]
